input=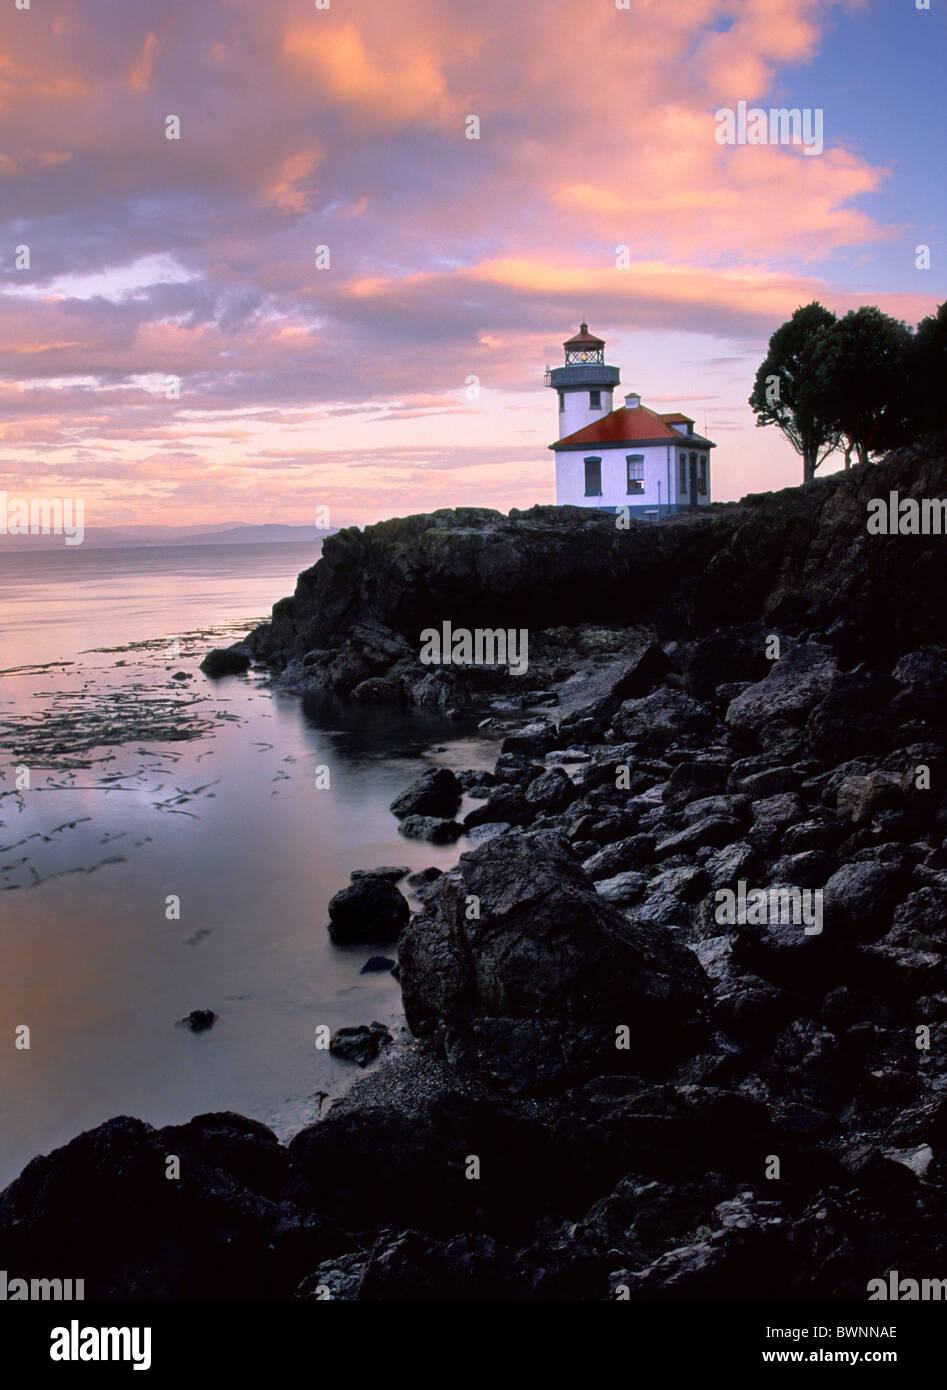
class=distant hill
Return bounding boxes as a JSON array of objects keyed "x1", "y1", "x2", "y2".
[{"x1": 0, "y1": 523, "x2": 338, "y2": 551}]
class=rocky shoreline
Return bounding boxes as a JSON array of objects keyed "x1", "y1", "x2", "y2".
[{"x1": 3, "y1": 446, "x2": 947, "y2": 1300}]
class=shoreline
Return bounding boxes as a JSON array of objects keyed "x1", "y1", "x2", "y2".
[{"x1": 4, "y1": 445, "x2": 947, "y2": 1299}]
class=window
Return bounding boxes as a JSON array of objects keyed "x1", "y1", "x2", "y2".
[
  {"x1": 626, "y1": 454, "x2": 645, "y2": 494},
  {"x1": 589, "y1": 389, "x2": 601, "y2": 409},
  {"x1": 698, "y1": 455, "x2": 708, "y2": 495},
  {"x1": 679, "y1": 454, "x2": 687, "y2": 492},
  {"x1": 584, "y1": 457, "x2": 602, "y2": 496},
  {"x1": 558, "y1": 391, "x2": 565, "y2": 412}
]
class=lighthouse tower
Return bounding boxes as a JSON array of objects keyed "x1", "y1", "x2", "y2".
[{"x1": 545, "y1": 323, "x2": 621, "y2": 440}]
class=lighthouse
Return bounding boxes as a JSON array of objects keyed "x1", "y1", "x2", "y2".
[
  {"x1": 546, "y1": 323, "x2": 715, "y2": 514},
  {"x1": 545, "y1": 323, "x2": 621, "y2": 440}
]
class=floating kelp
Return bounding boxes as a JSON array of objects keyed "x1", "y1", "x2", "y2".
[{"x1": 0, "y1": 687, "x2": 234, "y2": 769}]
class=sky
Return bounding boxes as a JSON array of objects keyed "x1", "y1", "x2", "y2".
[{"x1": 0, "y1": 0, "x2": 943, "y2": 529}]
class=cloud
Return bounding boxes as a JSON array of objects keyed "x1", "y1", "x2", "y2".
[
  {"x1": 0, "y1": 0, "x2": 925, "y2": 522},
  {"x1": 128, "y1": 32, "x2": 162, "y2": 94}
]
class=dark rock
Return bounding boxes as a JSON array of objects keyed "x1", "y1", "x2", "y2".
[
  {"x1": 552, "y1": 1080, "x2": 774, "y2": 1202},
  {"x1": 464, "y1": 821, "x2": 511, "y2": 843},
  {"x1": 288, "y1": 1082, "x2": 553, "y2": 1236},
  {"x1": 350, "y1": 866, "x2": 410, "y2": 883},
  {"x1": 891, "y1": 650, "x2": 947, "y2": 720},
  {"x1": 0, "y1": 1115, "x2": 343, "y2": 1299},
  {"x1": 327, "y1": 876, "x2": 409, "y2": 945},
  {"x1": 805, "y1": 672, "x2": 898, "y2": 762},
  {"x1": 821, "y1": 860, "x2": 903, "y2": 941},
  {"x1": 681, "y1": 793, "x2": 748, "y2": 824},
  {"x1": 611, "y1": 1193, "x2": 794, "y2": 1300},
  {"x1": 390, "y1": 767, "x2": 462, "y2": 820},
  {"x1": 613, "y1": 689, "x2": 715, "y2": 746},
  {"x1": 524, "y1": 766, "x2": 578, "y2": 812},
  {"x1": 157, "y1": 1111, "x2": 290, "y2": 1201},
  {"x1": 634, "y1": 865, "x2": 707, "y2": 928},
  {"x1": 463, "y1": 782, "x2": 532, "y2": 828},
  {"x1": 781, "y1": 818, "x2": 848, "y2": 854},
  {"x1": 360, "y1": 955, "x2": 397, "y2": 974},
  {"x1": 397, "y1": 815, "x2": 465, "y2": 844},
  {"x1": 768, "y1": 850, "x2": 836, "y2": 888},
  {"x1": 749, "y1": 792, "x2": 808, "y2": 849},
  {"x1": 493, "y1": 751, "x2": 541, "y2": 785},
  {"x1": 407, "y1": 866, "x2": 442, "y2": 889},
  {"x1": 499, "y1": 722, "x2": 557, "y2": 758},
  {"x1": 594, "y1": 871, "x2": 647, "y2": 904},
  {"x1": 725, "y1": 644, "x2": 839, "y2": 735},
  {"x1": 735, "y1": 766, "x2": 800, "y2": 798},
  {"x1": 199, "y1": 644, "x2": 252, "y2": 677},
  {"x1": 581, "y1": 834, "x2": 656, "y2": 880},
  {"x1": 178, "y1": 1009, "x2": 218, "y2": 1032},
  {"x1": 654, "y1": 815, "x2": 742, "y2": 859},
  {"x1": 835, "y1": 770, "x2": 906, "y2": 824},
  {"x1": 662, "y1": 759, "x2": 730, "y2": 810},
  {"x1": 702, "y1": 840, "x2": 761, "y2": 893},
  {"x1": 397, "y1": 830, "x2": 708, "y2": 1092},
  {"x1": 329, "y1": 1023, "x2": 393, "y2": 1067}
]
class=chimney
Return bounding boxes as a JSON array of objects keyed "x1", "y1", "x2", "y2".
[{"x1": 624, "y1": 392, "x2": 640, "y2": 408}]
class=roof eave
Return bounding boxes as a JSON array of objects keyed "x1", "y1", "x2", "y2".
[{"x1": 550, "y1": 435, "x2": 716, "y2": 451}]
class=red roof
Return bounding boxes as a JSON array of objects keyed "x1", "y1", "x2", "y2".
[
  {"x1": 563, "y1": 321, "x2": 605, "y2": 350},
  {"x1": 554, "y1": 405, "x2": 681, "y2": 448},
  {"x1": 659, "y1": 412, "x2": 695, "y2": 424}
]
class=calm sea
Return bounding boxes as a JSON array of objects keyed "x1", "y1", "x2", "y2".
[{"x1": 0, "y1": 541, "x2": 494, "y2": 1186}]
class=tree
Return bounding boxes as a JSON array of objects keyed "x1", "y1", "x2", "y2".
[
  {"x1": 911, "y1": 302, "x2": 947, "y2": 437},
  {"x1": 749, "y1": 302, "x2": 840, "y2": 484},
  {"x1": 806, "y1": 306, "x2": 914, "y2": 468}
]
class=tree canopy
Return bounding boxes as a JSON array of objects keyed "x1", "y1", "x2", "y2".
[{"x1": 748, "y1": 302, "x2": 840, "y2": 483}]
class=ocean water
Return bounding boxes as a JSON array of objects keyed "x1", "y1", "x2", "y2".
[{"x1": 0, "y1": 541, "x2": 495, "y2": 1186}]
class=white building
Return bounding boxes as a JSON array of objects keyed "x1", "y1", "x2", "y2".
[{"x1": 546, "y1": 323, "x2": 715, "y2": 515}]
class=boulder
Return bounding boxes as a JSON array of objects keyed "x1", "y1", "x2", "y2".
[
  {"x1": 397, "y1": 830, "x2": 708, "y2": 1093},
  {"x1": 351, "y1": 866, "x2": 410, "y2": 883},
  {"x1": 397, "y1": 815, "x2": 464, "y2": 844},
  {"x1": 725, "y1": 644, "x2": 839, "y2": 735},
  {"x1": 749, "y1": 792, "x2": 808, "y2": 850},
  {"x1": 0, "y1": 1115, "x2": 345, "y2": 1299},
  {"x1": 524, "y1": 766, "x2": 578, "y2": 813},
  {"x1": 199, "y1": 644, "x2": 253, "y2": 677},
  {"x1": 327, "y1": 876, "x2": 409, "y2": 945},
  {"x1": 329, "y1": 1023, "x2": 393, "y2": 1067},
  {"x1": 287, "y1": 1081, "x2": 553, "y2": 1236},
  {"x1": 499, "y1": 722, "x2": 557, "y2": 758},
  {"x1": 613, "y1": 689, "x2": 715, "y2": 746},
  {"x1": 594, "y1": 871, "x2": 648, "y2": 904},
  {"x1": 390, "y1": 767, "x2": 462, "y2": 820},
  {"x1": 653, "y1": 815, "x2": 742, "y2": 859},
  {"x1": 581, "y1": 834, "x2": 656, "y2": 880},
  {"x1": 820, "y1": 860, "x2": 903, "y2": 941},
  {"x1": 805, "y1": 672, "x2": 898, "y2": 762},
  {"x1": 662, "y1": 759, "x2": 730, "y2": 810}
]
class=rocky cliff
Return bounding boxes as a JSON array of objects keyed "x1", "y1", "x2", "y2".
[
  {"x1": 6, "y1": 443, "x2": 947, "y2": 1302},
  {"x1": 200, "y1": 444, "x2": 946, "y2": 704}
]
